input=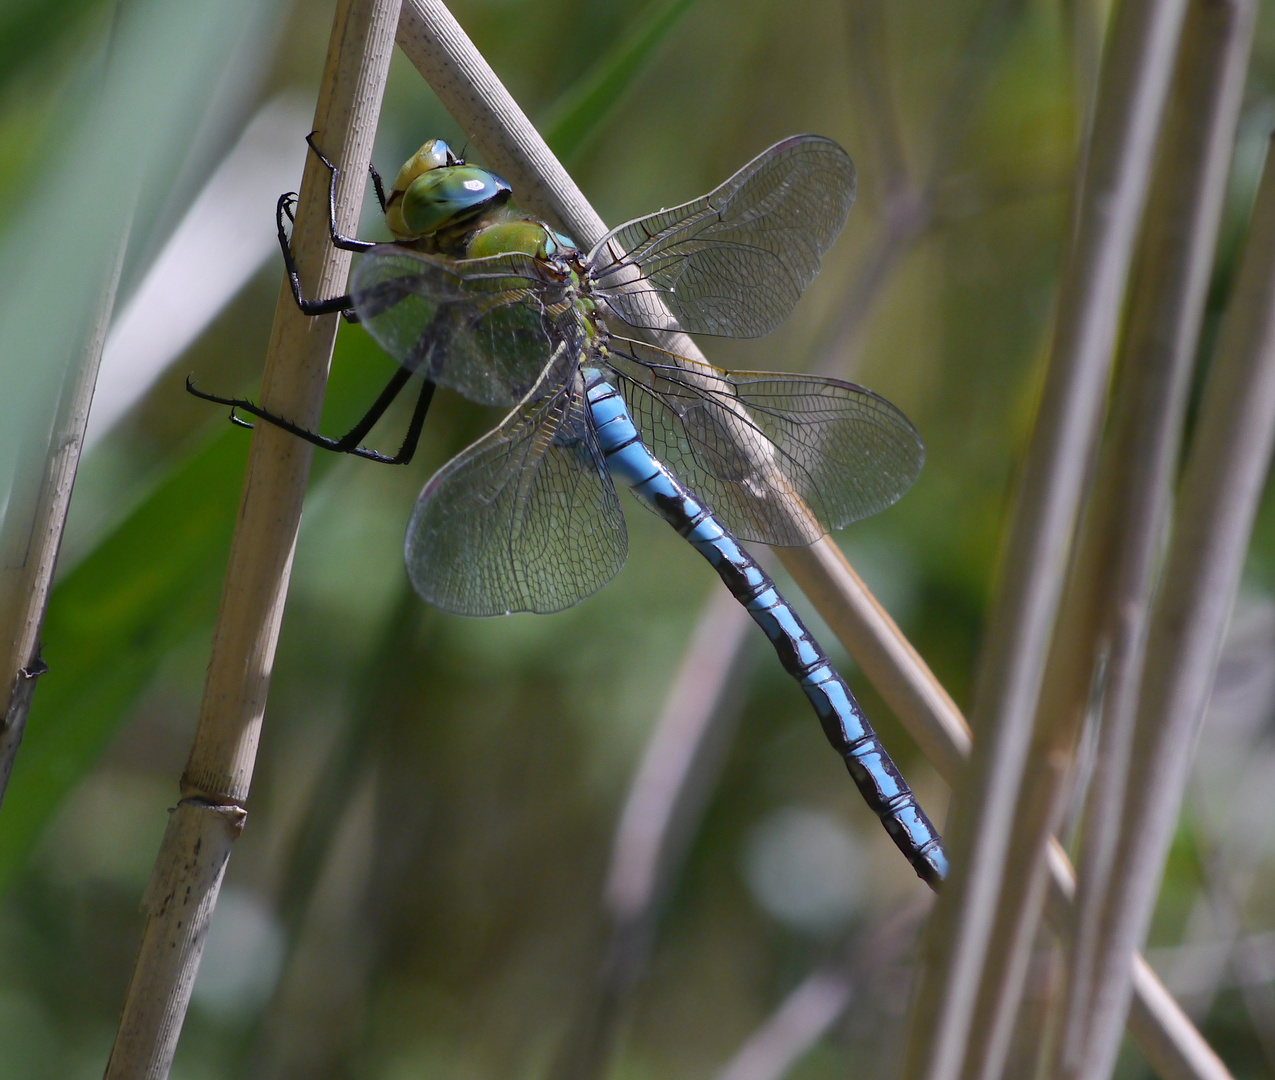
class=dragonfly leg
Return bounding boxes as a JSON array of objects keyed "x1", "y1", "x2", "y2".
[
  {"x1": 325, "y1": 364, "x2": 436, "y2": 464},
  {"x1": 369, "y1": 162, "x2": 388, "y2": 214},
  {"x1": 186, "y1": 368, "x2": 433, "y2": 466},
  {"x1": 276, "y1": 132, "x2": 394, "y2": 320},
  {"x1": 305, "y1": 132, "x2": 378, "y2": 254},
  {"x1": 275, "y1": 192, "x2": 358, "y2": 319}
]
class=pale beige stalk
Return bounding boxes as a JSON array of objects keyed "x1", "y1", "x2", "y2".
[
  {"x1": 961, "y1": 3, "x2": 1256, "y2": 1078},
  {"x1": 1066, "y1": 132, "x2": 1275, "y2": 1080},
  {"x1": 102, "y1": 2, "x2": 400, "y2": 1077},
  {"x1": 899, "y1": 0, "x2": 1189, "y2": 1076},
  {"x1": 0, "y1": 228, "x2": 126, "y2": 806},
  {"x1": 1061, "y1": 1, "x2": 1257, "y2": 1074},
  {"x1": 1043, "y1": 845, "x2": 1234, "y2": 1080},
  {"x1": 392, "y1": 5, "x2": 1225, "y2": 1076}
]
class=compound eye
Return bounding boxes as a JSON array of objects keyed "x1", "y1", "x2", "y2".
[{"x1": 398, "y1": 166, "x2": 511, "y2": 237}]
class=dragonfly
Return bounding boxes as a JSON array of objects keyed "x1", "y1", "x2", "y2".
[{"x1": 191, "y1": 134, "x2": 948, "y2": 888}]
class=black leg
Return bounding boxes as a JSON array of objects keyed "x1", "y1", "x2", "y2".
[
  {"x1": 390, "y1": 378, "x2": 436, "y2": 466},
  {"x1": 276, "y1": 192, "x2": 359, "y2": 318},
  {"x1": 369, "y1": 162, "x2": 388, "y2": 214},
  {"x1": 305, "y1": 132, "x2": 378, "y2": 254},
  {"x1": 278, "y1": 131, "x2": 398, "y2": 319},
  {"x1": 186, "y1": 370, "x2": 435, "y2": 466},
  {"x1": 329, "y1": 365, "x2": 412, "y2": 449}
]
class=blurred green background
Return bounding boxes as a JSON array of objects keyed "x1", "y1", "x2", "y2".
[{"x1": 3, "y1": 0, "x2": 1275, "y2": 1078}]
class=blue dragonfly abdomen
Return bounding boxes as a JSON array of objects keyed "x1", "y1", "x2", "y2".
[{"x1": 585, "y1": 370, "x2": 947, "y2": 888}]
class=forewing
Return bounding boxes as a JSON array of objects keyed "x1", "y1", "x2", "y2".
[
  {"x1": 606, "y1": 340, "x2": 923, "y2": 546},
  {"x1": 350, "y1": 247, "x2": 572, "y2": 407},
  {"x1": 404, "y1": 358, "x2": 628, "y2": 616},
  {"x1": 587, "y1": 136, "x2": 855, "y2": 338}
]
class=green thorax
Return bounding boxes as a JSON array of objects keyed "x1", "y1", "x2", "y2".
[
  {"x1": 463, "y1": 219, "x2": 602, "y2": 341},
  {"x1": 463, "y1": 219, "x2": 577, "y2": 262}
]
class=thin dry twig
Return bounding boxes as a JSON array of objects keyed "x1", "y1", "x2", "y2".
[
  {"x1": 899, "y1": 0, "x2": 1190, "y2": 1076},
  {"x1": 0, "y1": 227, "x2": 127, "y2": 806},
  {"x1": 1068, "y1": 132, "x2": 1275, "y2": 1080},
  {"x1": 392, "y1": 6, "x2": 1229, "y2": 1079},
  {"x1": 1195, "y1": 831, "x2": 1275, "y2": 1071},
  {"x1": 712, "y1": 897, "x2": 931, "y2": 1080},
  {"x1": 101, "y1": 2, "x2": 401, "y2": 1077},
  {"x1": 551, "y1": 589, "x2": 753, "y2": 1080},
  {"x1": 962, "y1": 3, "x2": 1256, "y2": 1078},
  {"x1": 715, "y1": 971, "x2": 853, "y2": 1080}
]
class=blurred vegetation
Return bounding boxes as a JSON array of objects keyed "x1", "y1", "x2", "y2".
[{"x1": 2, "y1": 0, "x2": 1275, "y2": 1078}]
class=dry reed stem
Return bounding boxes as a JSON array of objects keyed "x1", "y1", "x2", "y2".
[
  {"x1": 899, "y1": 0, "x2": 1189, "y2": 1076},
  {"x1": 102, "y1": 2, "x2": 400, "y2": 1076},
  {"x1": 710, "y1": 897, "x2": 931, "y2": 1080},
  {"x1": 0, "y1": 229, "x2": 126, "y2": 806},
  {"x1": 604, "y1": 588, "x2": 752, "y2": 923},
  {"x1": 1065, "y1": 132, "x2": 1275, "y2": 1080},
  {"x1": 714, "y1": 970, "x2": 853, "y2": 1080},
  {"x1": 964, "y1": 3, "x2": 1256, "y2": 1077},
  {"x1": 798, "y1": 542, "x2": 1235, "y2": 1080},
  {"x1": 1060, "y1": 1, "x2": 1257, "y2": 1073},
  {"x1": 1042, "y1": 847, "x2": 1235, "y2": 1080},
  {"x1": 393, "y1": 5, "x2": 1226, "y2": 1077}
]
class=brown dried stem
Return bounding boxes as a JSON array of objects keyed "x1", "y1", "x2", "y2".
[
  {"x1": 963, "y1": 3, "x2": 1256, "y2": 1078},
  {"x1": 900, "y1": 0, "x2": 1190, "y2": 1075},
  {"x1": 0, "y1": 227, "x2": 127, "y2": 806},
  {"x1": 1064, "y1": 128, "x2": 1275, "y2": 1080},
  {"x1": 101, "y1": 2, "x2": 401, "y2": 1077}
]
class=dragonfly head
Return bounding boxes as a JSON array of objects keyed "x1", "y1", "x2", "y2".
[{"x1": 385, "y1": 139, "x2": 512, "y2": 242}]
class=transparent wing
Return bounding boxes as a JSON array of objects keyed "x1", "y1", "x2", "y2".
[
  {"x1": 586, "y1": 136, "x2": 856, "y2": 338},
  {"x1": 605, "y1": 339, "x2": 923, "y2": 546},
  {"x1": 350, "y1": 247, "x2": 574, "y2": 407},
  {"x1": 404, "y1": 354, "x2": 628, "y2": 616}
]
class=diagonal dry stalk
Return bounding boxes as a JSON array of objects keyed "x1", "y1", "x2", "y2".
[
  {"x1": 545, "y1": 6, "x2": 1003, "y2": 1064},
  {"x1": 785, "y1": 543, "x2": 1234, "y2": 1080},
  {"x1": 0, "y1": 226, "x2": 127, "y2": 807},
  {"x1": 899, "y1": 0, "x2": 1191, "y2": 1076},
  {"x1": 1063, "y1": 127, "x2": 1275, "y2": 1080},
  {"x1": 392, "y1": 5, "x2": 1232, "y2": 1079},
  {"x1": 101, "y1": 2, "x2": 401, "y2": 1077},
  {"x1": 399, "y1": 0, "x2": 969, "y2": 824},
  {"x1": 550, "y1": 588, "x2": 753, "y2": 1080},
  {"x1": 712, "y1": 898, "x2": 931, "y2": 1080},
  {"x1": 960, "y1": 3, "x2": 1257, "y2": 1078}
]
